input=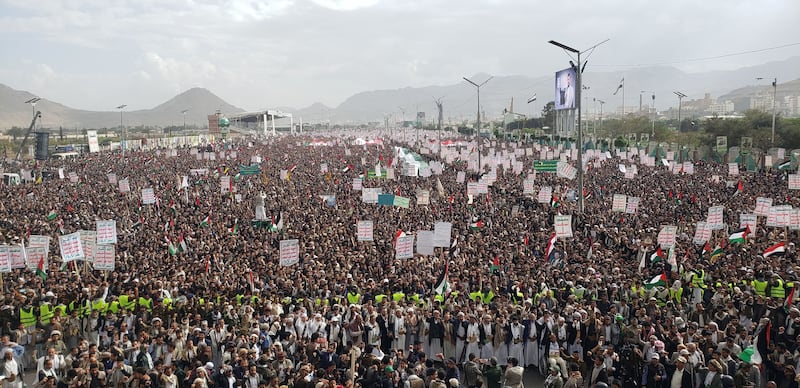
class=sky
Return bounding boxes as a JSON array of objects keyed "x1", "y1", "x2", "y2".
[{"x1": 1, "y1": 0, "x2": 799, "y2": 112}]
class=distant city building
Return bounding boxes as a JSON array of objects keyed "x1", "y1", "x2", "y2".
[{"x1": 709, "y1": 100, "x2": 735, "y2": 115}]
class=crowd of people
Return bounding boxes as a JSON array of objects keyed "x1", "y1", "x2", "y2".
[{"x1": 0, "y1": 130, "x2": 798, "y2": 388}]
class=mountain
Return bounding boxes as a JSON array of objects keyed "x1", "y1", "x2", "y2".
[
  {"x1": 3, "y1": 56, "x2": 800, "y2": 129},
  {"x1": 0, "y1": 86, "x2": 244, "y2": 129}
]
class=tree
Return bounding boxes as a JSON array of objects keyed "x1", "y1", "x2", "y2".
[
  {"x1": 541, "y1": 102, "x2": 555, "y2": 132},
  {"x1": 6, "y1": 126, "x2": 26, "y2": 141}
]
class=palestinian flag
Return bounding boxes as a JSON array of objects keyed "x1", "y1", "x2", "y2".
[
  {"x1": 545, "y1": 233, "x2": 557, "y2": 261},
  {"x1": 132, "y1": 216, "x2": 144, "y2": 229},
  {"x1": 732, "y1": 180, "x2": 743, "y2": 196},
  {"x1": 710, "y1": 244, "x2": 724, "y2": 263},
  {"x1": 644, "y1": 270, "x2": 668, "y2": 290},
  {"x1": 702, "y1": 241, "x2": 712, "y2": 256},
  {"x1": 200, "y1": 214, "x2": 210, "y2": 227},
  {"x1": 47, "y1": 210, "x2": 58, "y2": 221},
  {"x1": 229, "y1": 219, "x2": 239, "y2": 235},
  {"x1": 268, "y1": 213, "x2": 283, "y2": 232},
  {"x1": 550, "y1": 196, "x2": 560, "y2": 208},
  {"x1": 728, "y1": 226, "x2": 750, "y2": 244},
  {"x1": 35, "y1": 256, "x2": 47, "y2": 281},
  {"x1": 448, "y1": 238, "x2": 460, "y2": 258},
  {"x1": 650, "y1": 245, "x2": 666, "y2": 264},
  {"x1": 433, "y1": 260, "x2": 450, "y2": 295},
  {"x1": 178, "y1": 233, "x2": 188, "y2": 253},
  {"x1": 167, "y1": 236, "x2": 178, "y2": 256},
  {"x1": 785, "y1": 287, "x2": 795, "y2": 311},
  {"x1": 469, "y1": 217, "x2": 484, "y2": 231},
  {"x1": 778, "y1": 160, "x2": 793, "y2": 171},
  {"x1": 490, "y1": 256, "x2": 500, "y2": 274},
  {"x1": 168, "y1": 200, "x2": 177, "y2": 215},
  {"x1": 764, "y1": 242, "x2": 786, "y2": 258},
  {"x1": 750, "y1": 320, "x2": 771, "y2": 365}
]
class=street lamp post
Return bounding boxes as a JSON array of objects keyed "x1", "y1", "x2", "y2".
[
  {"x1": 673, "y1": 92, "x2": 686, "y2": 131},
  {"x1": 596, "y1": 99, "x2": 605, "y2": 143},
  {"x1": 463, "y1": 75, "x2": 493, "y2": 172},
  {"x1": 116, "y1": 105, "x2": 127, "y2": 156},
  {"x1": 181, "y1": 109, "x2": 189, "y2": 137},
  {"x1": 756, "y1": 77, "x2": 777, "y2": 145},
  {"x1": 548, "y1": 38, "x2": 609, "y2": 213}
]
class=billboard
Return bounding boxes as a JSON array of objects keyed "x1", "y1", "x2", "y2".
[{"x1": 554, "y1": 67, "x2": 577, "y2": 110}]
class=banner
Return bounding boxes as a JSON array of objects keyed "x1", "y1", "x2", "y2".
[
  {"x1": 433, "y1": 221, "x2": 452, "y2": 247},
  {"x1": 537, "y1": 186, "x2": 552, "y2": 204},
  {"x1": 395, "y1": 235, "x2": 415, "y2": 259},
  {"x1": 767, "y1": 205, "x2": 793, "y2": 227},
  {"x1": 357, "y1": 221, "x2": 374, "y2": 242},
  {"x1": 279, "y1": 239, "x2": 300, "y2": 266},
  {"x1": 657, "y1": 225, "x2": 678, "y2": 249},
  {"x1": 612, "y1": 194, "x2": 627, "y2": 212},
  {"x1": 141, "y1": 188, "x2": 156, "y2": 205},
  {"x1": 554, "y1": 215, "x2": 573, "y2": 238},
  {"x1": 93, "y1": 244, "x2": 116, "y2": 271},
  {"x1": 416, "y1": 190, "x2": 430, "y2": 205},
  {"x1": 393, "y1": 196, "x2": 410, "y2": 209},
  {"x1": 79, "y1": 230, "x2": 97, "y2": 264},
  {"x1": 59, "y1": 232, "x2": 85, "y2": 263},
  {"x1": 523, "y1": 179, "x2": 535, "y2": 195},
  {"x1": 416, "y1": 231, "x2": 435, "y2": 256},
  {"x1": 707, "y1": 206, "x2": 725, "y2": 230},
  {"x1": 9, "y1": 245, "x2": 26, "y2": 269},
  {"x1": 625, "y1": 197, "x2": 640, "y2": 214},
  {"x1": 96, "y1": 220, "x2": 118, "y2": 245},
  {"x1": 692, "y1": 221, "x2": 711, "y2": 245},
  {"x1": 754, "y1": 197, "x2": 773, "y2": 217},
  {"x1": 0, "y1": 246, "x2": 9, "y2": 273}
]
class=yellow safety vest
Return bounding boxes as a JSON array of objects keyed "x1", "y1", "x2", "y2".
[
  {"x1": 375, "y1": 294, "x2": 388, "y2": 304},
  {"x1": 119, "y1": 295, "x2": 136, "y2": 311},
  {"x1": 236, "y1": 294, "x2": 244, "y2": 305},
  {"x1": 770, "y1": 280, "x2": 785, "y2": 299},
  {"x1": 108, "y1": 301, "x2": 120, "y2": 314},
  {"x1": 482, "y1": 291, "x2": 495, "y2": 304},
  {"x1": 670, "y1": 288, "x2": 683, "y2": 303},
  {"x1": 469, "y1": 291, "x2": 483, "y2": 302},
  {"x1": 392, "y1": 292, "x2": 405, "y2": 302},
  {"x1": 39, "y1": 303, "x2": 54, "y2": 324},
  {"x1": 691, "y1": 270, "x2": 706, "y2": 288},
  {"x1": 753, "y1": 280, "x2": 768, "y2": 297},
  {"x1": 20, "y1": 307, "x2": 37, "y2": 327},
  {"x1": 347, "y1": 292, "x2": 360, "y2": 305},
  {"x1": 138, "y1": 297, "x2": 153, "y2": 312},
  {"x1": 55, "y1": 304, "x2": 68, "y2": 318}
]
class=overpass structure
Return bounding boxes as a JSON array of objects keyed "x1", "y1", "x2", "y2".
[{"x1": 227, "y1": 110, "x2": 302, "y2": 135}]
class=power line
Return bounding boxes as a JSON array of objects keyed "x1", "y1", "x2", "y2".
[{"x1": 592, "y1": 42, "x2": 800, "y2": 68}]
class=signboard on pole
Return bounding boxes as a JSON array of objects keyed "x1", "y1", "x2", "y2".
[
  {"x1": 93, "y1": 244, "x2": 116, "y2": 271},
  {"x1": 279, "y1": 239, "x2": 300, "y2": 266},
  {"x1": 58, "y1": 232, "x2": 84, "y2": 263},
  {"x1": 707, "y1": 206, "x2": 725, "y2": 230},
  {"x1": 96, "y1": 220, "x2": 118, "y2": 245},
  {"x1": 612, "y1": 194, "x2": 627, "y2": 212},
  {"x1": 357, "y1": 221, "x2": 374, "y2": 242},
  {"x1": 395, "y1": 235, "x2": 414, "y2": 259},
  {"x1": 554, "y1": 215, "x2": 573, "y2": 238}
]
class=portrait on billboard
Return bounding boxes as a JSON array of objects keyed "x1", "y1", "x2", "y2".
[{"x1": 554, "y1": 67, "x2": 576, "y2": 110}]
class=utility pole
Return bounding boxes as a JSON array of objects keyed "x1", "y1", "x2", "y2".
[
  {"x1": 673, "y1": 92, "x2": 686, "y2": 131},
  {"x1": 117, "y1": 104, "x2": 127, "y2": 156},
  {"x1": 756, "y1": 77, "x2": 777, "y2": 145},
  {"x1": 463, "y1": 75, "x2": 493, "y2": 173},
  {"x1": 434, "y1": 97, "x2": 444, "y2": 146}
]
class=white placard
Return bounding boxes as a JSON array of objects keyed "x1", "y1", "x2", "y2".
[
  {"x1": 554, "y1": 215, "x2": 573, "y2": 238},
  {"x1": 25, "y1": 246, "x2": 47, "y2": 271},
  {"x1": 279, "y1": 239, "x2": 300, "y2": 266},
  {"x1": 789, "y1": 175, "x2": 800, "y2": 190},
  {"x1": 93, "y1": 244, "x2": 116, "y2": 271},
  {"x1": 556, "y1": 162, "x2": 577, "y2": 180},
  {"x1": 625, "y1": 197, "x2": 641, "y2": 214},
  {"x1": 220, "y1": 176, "x2": 231, "y2": 193},
  {"x1": 320, "y1": 163, "x2": 328, "y2": 173},
  {"x1": 362, "y1": 188, "x2": 381, "y2": 204},
  {"x1": 395, "y1": 235, "x2": 415, "y2": 259},
  {"x1": 692, "y1": 222, "x2": 711, "y2": 245},
  {"x1": 523, "y1": 179, "x2": 535, "y2": 195},
  {"x1": 416, "y1": 190, "x2": 430, "y2": 205},
  {"x1": 657, "y1": 225, "x2": 678, "y2": 249},
  {"x1": 141, "y1": 188, "x2": 156, "y2": 204},
  {"x1": 791, "y1": 209, "x2": 800, "y2": 231},
  {"x1": 386, "y1": 168, "x2": 395, "y2": 180},
  {"x1": 59, "y1": 232, "x2": 84, "y2": 263},
  {"x1": 433, "y1": 221, "x2": 452, "y2": 247},
  {"x1": 466, "y1": 182, "x2": 479, "y2": 196},
  {"x1": 107, "y1": 173, "x2": 118, "y2": 184},
  {"x1": 68, "y1": 172, "x2": 78, "y2": 183},
  {"x1": 353, "y1": 178, "x2": 363, "y2": 191},
  {"x1": 538, "y1": 186, "x2": 553, "y2": 204},
  {"x1": 96, "y1": 220, "x2": 118, "y2": 244},
  {"x1": 754, "y1": 197, "x2": 773, "y2": 217},
  {"x1": 0, "y1": 246, "x2": 9, "y2": 273},
  {"x1": 9, "y1": 245, "x2": 26, "y2": 269},
  {"x1": 707, "y1": 206, "x2": 725, "y2": 230},
  {"x1": 357, "y1": 221, "x2": 374, "y2": 242},
  {"x1": 79, "y1": 230, "x2": 97, "y2": 264},
  {"x1": 612, "y1": 194, "x2": 627, "y2": 212},
  {"x1": 767, "y1": 205, "x2": 793, "y2": 227},
  {"x1": 416, "y1": 231, "x2": 435, "y2": 256},
  {"x1": 739, "y1": 213, "x2": 758, "y2": 236},
  {"x1": 728, "y1": 163, "x2": 739, "y2": 176},
  {"x1": 456, "y1": 171, "x2": 465, "y2": 183}
]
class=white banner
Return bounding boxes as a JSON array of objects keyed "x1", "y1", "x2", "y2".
[
  {"x1": 554, "y1": 215, "x2": 573, "y2": 238},
  {"x1": 25, "y1": 246, "x2": 47, "y2": 271},
  {"x1": 395, "y1": 235, "x2": 415, "y2": 259},
  {"x1": 59, "y1": 232, "x2": 85, "y2": 263},
  {"x1": 456, "y1": 171, "x2": 465, "y2": 183},
  {"x1": 353, "y1": 178, "x2": 363, "y2": 191},
  {"x1": 433, "y1": 221, "x2": 452, "y2": 247},
  {"x1": 739, "y1": 213, "x2": 758, "y2": 237},
  {"x1": 657, "y1": 225, "x2": 678, "y2": 249},
  {"x1": 68, "y1": 172, "x2": 79, "y2": 183},
  {"x1": 96, "y1": 220, "x2": 118, "y2": 245},
  {"x1": 537, "y1": 186, "x2": 552, "y2": 204},
  {"x1": 416, "y1": 190, "x2": 430, "y2": 205},
  {"x1": 279, "y1": 239, "x2": 300, "y2": 266},
  {"x1": 141, "y1": 188, "x2": 156, "y2": 204},
  {"x1": 791, "y1": 209, "x2": 800, "y2": 231},
  {"x1": 0, "y1": 246, "x2": 9, "y2": 273},
  {"x1": 556, "y1": 162, "x2": 577, "y2": 180},
  {"x1": 692, "y1": 221, "x2": 712, "y2": 245},
  {"x1": 416, "y1": 231, "x2": 435, "y2": 256},
  {"x1": 767, "y1": 205, "x2": 793, "y2": 227},
  {"x1": 357, "y1": 221, "x2": 374, "y2": 242},
  {"x1": 9, "y1": 245, "x2": 26, "y2": 269},
  {"x1": 93, "y1": 244, "x2": 116, "y2": 271},
  {"x1": 79, "y1": 230, "x2": 97, "y2": 264},
  {"x1": 754, "y1": 197, "x2": 773, "y2": 217},
  {"x1": 728, "y1": 163, "x2": 739, "y2": 176},
  {"x1": 362, "y1": 188, "x2": 381, "y2": 204},
  {"x1": 523, "y1": 179, "x2": 535, "y2": 195},
  {"x1": 612, "y1": 194, "x2": 627, "y2": 213},
  {"x1": 466, "y1": 182, "x2": 479, "y2": 196},
  {"x1": 707, "y1": 206, "x2": 725, "y2": 230},
  {"x1": 625, "y1": 197, "x2": 641, "y2": 214}
]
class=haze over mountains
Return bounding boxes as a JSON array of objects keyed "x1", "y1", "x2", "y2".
[{"x1": 2, "y1": 57, "x2": 800, "y2": 130}]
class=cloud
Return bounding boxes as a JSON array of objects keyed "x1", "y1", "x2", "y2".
[
  {"x1": 225, "y1": 0, "x2": 295, "y2": 21},
  {"x1": 310, "y1": 0, "x2": 379, "y2": 11}
]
